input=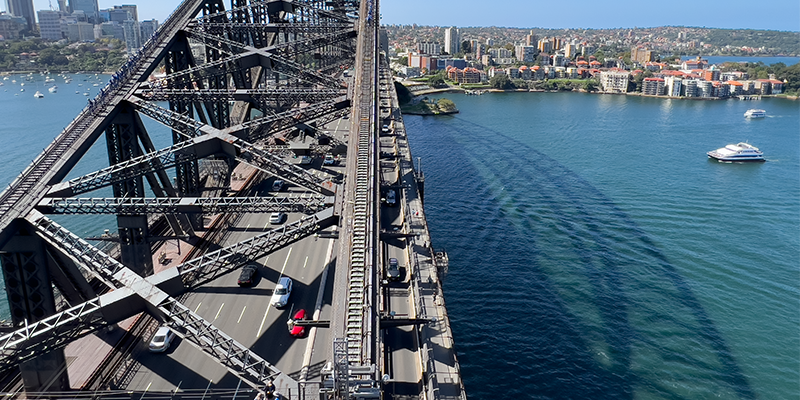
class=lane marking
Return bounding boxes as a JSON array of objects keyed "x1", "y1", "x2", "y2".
[
  {"x1": 194, "y1": 302, "x2": 202, "y2": 314},
  {"x1": 238, "y1": 306, "x2": 247, "y2": 324},
  {"x1": 244, "y1": 223, "x2": 251, "y2": 232},
  {"x1": 302, "y1": 256, "x2": 309, "y2": 269},
  {"x1": 215, "y1": 303, "x2": 224, "y2": 320},
  {"x1": 279, "y1": 247, "x2": 293, "y2": 276},
  {"x1": 257, "y1": 304, "x2": 270, "y2": 337}
]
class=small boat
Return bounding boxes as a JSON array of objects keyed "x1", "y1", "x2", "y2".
[
  {"x1": 48, "y1": 85, "x2": 57, "y2": 93},
  {"x1": 744, "y1": 109, "x2": 766, "y2": 119},
  {"x1": 45, "y1": 77, "x2": 55, "y2": 83},
  {"x1": 707, "y1": 142, "x2": 765, "y2": 162},
  {"x1": 33, "y1": 91, "x2": 44, "y2": 98}
]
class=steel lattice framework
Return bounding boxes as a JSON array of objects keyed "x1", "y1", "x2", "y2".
[{"x1": 0, "y1": 0, "x2": 366, "y2": 396}]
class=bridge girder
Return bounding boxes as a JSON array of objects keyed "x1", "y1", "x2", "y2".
[{"x1": 37, "y1": 195, "x2": 330, "y2": 215}]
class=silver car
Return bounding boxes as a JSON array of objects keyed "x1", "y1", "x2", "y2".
[
  {"x1": 149, "y1": 326, "x2": 176, "y2": 352},
  {"x1": 271, "y1": 277, "x2": 293, "y2": 308}
]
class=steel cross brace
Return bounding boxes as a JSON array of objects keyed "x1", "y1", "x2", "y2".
[
  {"x1": 135, "y1": 87, "x2": 346, "y2": 105},
  {"x1": 20, "y1": 213, "x2": 303, "y2": 391},
  {"x1": 37, "y1": 195, "x2": 330, "y2": 215}
]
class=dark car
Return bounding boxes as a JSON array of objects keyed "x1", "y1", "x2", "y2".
[
  {"x1": 386, "y1": 258, "x2": 400, "y2": 281},
  {"x1": 237, "y1": 265, "x2": 258, "y2": 286}
]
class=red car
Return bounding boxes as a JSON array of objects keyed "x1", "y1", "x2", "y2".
[{"x1": 289, "y1": 309, "x2": 307, "y2": 337}]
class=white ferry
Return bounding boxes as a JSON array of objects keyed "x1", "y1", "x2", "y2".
[
  {"x1": 707, "y1": 142, "x2": 765, "y2": 162},
  {"x1": 744, "y1": 109, "x2": 766, "y2": 119}
]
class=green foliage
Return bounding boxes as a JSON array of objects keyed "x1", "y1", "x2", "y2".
[
  {"x1": 428, "y1": 75, "x2": 447, "y2": 88},
  {"x1": 437, "y1": 98, "x2": 457, "y2": 112},
  {"x1": 460, "y1": 40, "x2": 471, "y2": 54},
  {"x1": 397, "y1": 56, "x2": 408, "y2": 66},
  {"x1": 489, "y1": 74, "x2": 514, "y2": 89},
  {"x1": 0, "y1": 38, "x2": 127, "y2": 72}
]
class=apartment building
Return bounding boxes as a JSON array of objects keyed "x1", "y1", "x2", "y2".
[
  {"x1": 514, "y1": 45, "x2": 536, "y2": 62},
  {"x1": 642, "y1": 77, "x2": 665, "y2": 95},
  {"x1": 600, "y1": 70, "x2": 630, "y2": 93}
]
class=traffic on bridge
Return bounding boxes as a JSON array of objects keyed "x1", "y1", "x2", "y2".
[{"x1": 0, "y1": 0, "x2": 465, "y2": 399}]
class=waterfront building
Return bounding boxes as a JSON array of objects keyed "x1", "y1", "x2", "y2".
[
  {"x1": 681, "y1": 58, "x2": 707, "y2": 71},
  {"x1": 444, "y1": 26, "x2": 459, "y2": 55},
  {"x1": 697, "y1": 80, "x2": 713, "y2": 97},
  {"x1": 721, "y1": 71, "x2": 747, "y2": 81},
  {"x1": 664, "y1": 76, "x2": 682, "y2": 97},
  {"x1": 519, "y1": 65, "x2": 531, "y2": 80},
  {"x1": 4, "y1": 0, "x2": 34, "y2": 31},
  {"x1": 714, "y1": 81, "x2": 730, "y2": 98},
  {"x1": 727, "y1": 80, "x2": 743, "y2": 96},
  {"x1": 642, "y1": 77, "x2": 665, "y2": 95},
  {"x1": 408, "y1": 53, "x2": 438, "y2": 72},
  {"x1": 683, "y1": 79, "x2": 698, "y2": 97},
  {"x1": 769, "y1": 79, "x2": 784, "y2": 94},
  {"x1": 505, "y1": 67, "x2": 520, "y2": 79},
  {"x1": 37, "y1": 9, "x2": 63, "y2": 40},
  {"x1": 446, "y1": 66, "x2": 482, "y2": 84},
  {"x1": 565, "y1": 67, "x2": 578, "y2": 79},
  {"x1": 600, "y1": 69, "x2": 630, "y2": 93},
  {"x1": 703, "y1": 69, "x2": 720, "y2": 82},
  {"x1": 399, "y1": 66, "x2": 421, "y2": 78},
  {"x1": 755, "y1": 79, "x2": 774, "y2": 94}
]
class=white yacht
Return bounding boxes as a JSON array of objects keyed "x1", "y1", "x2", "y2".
[
  {"x1": 707, "y1": 142, "x2": 765, "y2": 162},
  {"x1": 33, "y1": 90, "x2": 44, "y2": 98},
  {"x1": 744, "y1": 109, "x2": 766, "y2": 119},
  {"x1": 48, "y1": 85, "x2": 57, "y2": 93}
]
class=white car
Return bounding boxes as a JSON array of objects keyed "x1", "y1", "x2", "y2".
[
  {"x1": 323, "y1": 154, "x2": 336, "y2": 165},
  {"x1": 271, "y1": 277, "x2": 293, "y2": 308},
  {"x1": 269, "y1": 212, "x2": 286, "y2": 224},
  {"x1": 149, "y1": 326, "x2": 176, "y2": 352}
]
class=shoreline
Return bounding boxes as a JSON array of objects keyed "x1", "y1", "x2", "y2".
[{"x1": 408, "y1": 84, "x2": 796, "y2": 101}]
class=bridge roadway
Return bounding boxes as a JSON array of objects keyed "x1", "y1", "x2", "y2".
[
  {"x1": 123, "y1": 122, "x2": 353, "y2": 395},
  {"x1": 0, "y1": 0, "x2": 468, "y2": 397}
]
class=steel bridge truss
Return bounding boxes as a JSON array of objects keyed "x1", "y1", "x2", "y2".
[{"x1": 0, "y1": 0, "x2": 359, "y2": 395}]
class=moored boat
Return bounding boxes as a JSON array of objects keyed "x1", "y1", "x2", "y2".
[
  {"x1": 33, "y1": 91, "x2": 44, "y2": 98},
  {"x1": 707, "y1": 142, "x2": 765, "y2": 162},
  {"x1": 744, "y1": 109, "x2": 766, "y2": 118}
]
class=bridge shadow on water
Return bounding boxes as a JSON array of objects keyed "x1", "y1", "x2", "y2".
[{"x1": 405, "y1": 115, "x2": 757, "y2": 400}]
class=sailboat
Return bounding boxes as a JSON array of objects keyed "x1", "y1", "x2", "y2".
[
  {"x1": 34, "y1": 90, "x2": 44, "y2": 98},
  {"x1": 48, "y1": 85, "x2": 57, "y2": 93}
]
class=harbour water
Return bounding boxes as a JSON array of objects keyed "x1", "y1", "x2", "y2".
[
  {"x1": 0, "y1": 73, "x2": 798, "y2": 398},
  {"x1": 404, "y1": 92, "x2": 799, "y2": 399}
]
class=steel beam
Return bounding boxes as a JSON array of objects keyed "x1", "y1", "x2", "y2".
[{"x1": 37, "y1": 195, "x2": 330, "y2": 215}]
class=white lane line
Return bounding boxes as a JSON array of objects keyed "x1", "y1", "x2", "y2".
[
  {"x1": 300, "y1": 239, "x2": 335, "y2": 383},
  {"x1": 279, "y1": 247, "x2": 293, "y2": 276},
  {"x1": 245, "y1": 223, "x2": 251, "y2": 232},
  {"x1": 215, "y1": 303, "x2": 224, "y2": 320},
  {"x1": 238, "y1": 306, "x2": 247, "y2": 324},
  {"x1": 264, "y1": 221, "x2": 270, "y2": 230},
  {"x1": 302, "y1": 256, "x2": 309, "y2": 269},
  {"x1": 257, "y1": 304, "x2": 270, "y2": 337},
  {"x1": 194, "y1": 302, "x2": 202, "y2": 313}
]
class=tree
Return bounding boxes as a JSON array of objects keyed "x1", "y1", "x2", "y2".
[
  {"x1": 460, "y1": 40, "x2": 471, "y2": 54},
  {"x1": 583, "y1": 79, "x2": 597, "y2": 92},
  {"x1": 489, "y1": 74, "x2": 514, "y2": 90},
  {"x1": 437, "y1": 98, "x2": 457, "y2": 112},
  {"x1": 428, "y1": 75, "x2": 446, "y2": 88},
  {"x1": 397, "y1": 56, "x2": 408, "y2": 66}
]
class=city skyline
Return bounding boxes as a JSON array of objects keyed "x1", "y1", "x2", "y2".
[{"x1": 3, "y1": 0, "x2": 799, "y2": 32}]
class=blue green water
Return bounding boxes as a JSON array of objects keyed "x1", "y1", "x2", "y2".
[{"x1": 404, "y1": 93, "x2": 800, "y2": 399}]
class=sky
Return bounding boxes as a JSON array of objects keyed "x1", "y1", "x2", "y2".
[{"x1": 8, "y1": 0, "x2": 800, "y2": 32}]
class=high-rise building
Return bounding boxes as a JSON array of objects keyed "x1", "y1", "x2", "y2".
[
  {"x1": 140, "y1": 19, "x2": 158, "y2": 41},
  {"x1": 5, "y1": 0, "x2": 35, "y2": 30},
  {"x1": 123, "y1": 18, "x2": 140, "y2": 51},
  {"x1": 631, "y1": 47, "x2": 654, "y2": 64},
  {"x1": 444, "y1": 26, "x2": 459, "y2": 55},
  {"x1": 37, "y1": 9, "x2": 62, "y2": 40},
  {"x1": 69, "y1": 0, "x2": 99, "y2": 23},
  {"x1": 525, "y1": 30, "x2": 537, "y2": 46},
  {"x1": 537, "y1": 37, "x2": 552, "y2": 53}
]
